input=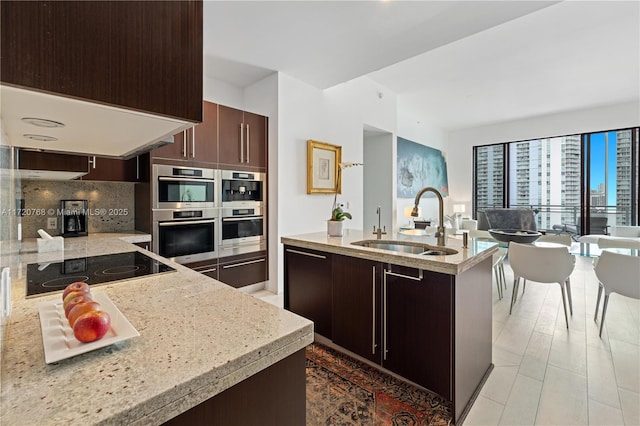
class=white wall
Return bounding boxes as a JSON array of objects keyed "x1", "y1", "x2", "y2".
[
  {"x1": 396, "y1": 103, "x2": 449, "y2": 226},
  {"x1": 274, "y1": 75, "x2": 397, "y2": 293},
  {"x1": 363, "y1": 131, "x2": 394, "y2": 233},
  {"x1": 446, "y1": 101, "x2": 640, "y2": 215}
]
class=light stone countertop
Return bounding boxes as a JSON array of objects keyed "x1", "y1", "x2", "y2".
[
  {"x1": 281, "y1": 229, "x2": 498, "y2": 275},
  {"x1": 0, "y1": 234, "x2": 313, "y2": 425}
]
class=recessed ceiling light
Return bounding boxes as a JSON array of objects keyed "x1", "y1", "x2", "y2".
[
  {"x1": 23, "y1": 134, "x2": 58, "y2": 142},
  {"x1": 21, "y1": 117, "x2": 65, "y2": 128}
]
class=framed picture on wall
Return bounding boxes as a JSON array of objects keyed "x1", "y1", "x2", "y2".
[{"x1": 307, "y1": 140, "x2": 342, "y2": 194}]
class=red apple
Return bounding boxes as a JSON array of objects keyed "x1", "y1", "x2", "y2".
[
  {"x1": 73, "y1": 310, "x2": 111, "y2": 343},
  {"x1": 63, "y1": 290, "x2": 89, "y2": 310},
  {"x1": 67, "y1": 301, "x2": 101, "y2": 328},
  {"x1": 64, "y1": 294, "x2": 93, "y2": 318},
  {"x1": 62, "y1": 282, "x2": 90, "y2": 300}
]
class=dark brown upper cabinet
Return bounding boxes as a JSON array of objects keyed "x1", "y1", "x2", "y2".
[
  {"x1": 218, "y1": 105, "x2": 267, "y2": 171},
  {"x1": 1, "y1": 1, "x2": 203, "y2": 123},
  {"x1": 153, "y1": 101, "x2": 218, "y2": 165}
]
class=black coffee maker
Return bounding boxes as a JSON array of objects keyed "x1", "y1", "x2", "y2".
[{"x1": 61, "y1": 199, "x2": 88, "y2": 237}]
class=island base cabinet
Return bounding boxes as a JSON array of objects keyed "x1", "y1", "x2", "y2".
[
  {"x1": 163, "y1": 348, "x2": 306, "y2": 426},
  {"x1": 332, "y1": 255, "x2": 382, "y2": 363},
  {"x1": 284, "y1": 246, "x2": 333, "y2": 338},
  {"x1": 383, "y1": 265, "x2": 453, "y2": 400}
]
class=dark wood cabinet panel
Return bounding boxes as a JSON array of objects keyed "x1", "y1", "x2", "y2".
[
  {"x1": 191, "y1": 101, "x2": 218, "y2": 163},
  {"x1": 284, "y1": 246, "x2": 333, "y2": 338},
  {"x1": 218, "y1": 252, "x2": 267, "y2": 288},
  {"x1": 18, "y1": 150, "x2": 88, "y2": 173},
  {"x1": 153, "y1": 130, "x2": 188, "y2": 161},
  {"x1": 218, "y1": 105, "x2": 267, "y2": 171},
  {"x1": 332, "y1": 255, "x2": 381, "y2": 363},
  {"x1": 243, "y1": 111, "x2": 267, "y2": 169},
  {"x1": 82, "y1": 156, "x2": 137, "y2": 182},
  {"x1": 218, "y1": 105, "x2": 245, "y2": 166},
  {"x1": 184, "y1": 259, "x2": 219, "y2": 280},
  {"x1": 383, "y1": 265, "x2": 454, "y2": 399},
  {"x1": 152, "y1": 101, "x2": 217, "y2": 164},
  {"x1": 163, "y1": 349, "x2": 306, "y2": 426},
  {"x1": 1, "y1": 1, "x2": 202, "y2": 122}
]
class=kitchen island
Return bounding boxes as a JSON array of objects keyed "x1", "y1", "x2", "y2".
[
  {"x1": 1, "y1": 234, "x2": 312, "y2": 425},
  {"x1": 282, "y1": 229, "x2": 498, "y2": 424}
]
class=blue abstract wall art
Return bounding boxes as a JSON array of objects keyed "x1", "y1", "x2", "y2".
[{"x1": 397, "y1": 137, "x2": 449, "y2": 198}]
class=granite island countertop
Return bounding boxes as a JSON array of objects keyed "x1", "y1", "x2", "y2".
[
  {"x1": 281, "y1": 229, "x2": 498, "y2": 275},
  {"x1": 0, "y1": 234, "x2": 313, "y2": 425}
]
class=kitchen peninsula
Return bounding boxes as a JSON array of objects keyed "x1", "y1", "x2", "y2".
[
  {"x1": 282, "y1": 229, "x2": 498, "y2": 424},
  {"x1": 1, "y1": 234, "x2": 312, "y2": 425}
]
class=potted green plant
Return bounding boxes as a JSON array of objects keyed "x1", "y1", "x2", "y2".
[
  {"x1": 328, "y1": 203, "x2": 351, "y2": 237},
  {"x1": 327, "y1": 161, "x2": 361, "y2": 237}
]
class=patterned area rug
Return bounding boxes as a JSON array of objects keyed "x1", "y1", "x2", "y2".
[{"x1": 306, "y1": 343, "x2": 452, "y2": 426}]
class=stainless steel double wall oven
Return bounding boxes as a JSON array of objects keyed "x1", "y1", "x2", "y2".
[
  {"x1": 152, "y1": 165, "x2": 265, "y2": 264},
  {"x1": 218, "y1": 170, "x2": 266, "y2": 257}
]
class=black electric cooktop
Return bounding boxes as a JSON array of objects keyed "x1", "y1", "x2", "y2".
[{"x1": 26, "y1": 251, "x2": 176, "y2": 297}]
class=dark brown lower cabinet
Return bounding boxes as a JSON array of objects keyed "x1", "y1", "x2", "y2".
[
  {"x1": 383, "y1": 264, "x2": 453, "y2": 399},
  {"x1": 284, "y1": 247, "x2": 493, "y2": 424},
  {"x1": 163, "y1": 348, "x2": 306, "y2": 426},
  {"x1": 332, "y1": 255, "x2": 381, "y2": 363},
  {"x1": 284, "y1": 246, "x2": 332, "y2": 338},
  {"x1": 217, "y1": 251, "x2": 267, "y2": 288},
  {"x1": 183, "y1": 259, "x2": 218, "y2": 280}
]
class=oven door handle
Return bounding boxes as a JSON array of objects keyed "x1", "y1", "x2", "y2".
[
  {"x1": 222, "y1": 216, "x2": 263, "y2": 222},
  {"x1": 159, "y1": 219, "x2": 216, "y2": 227},
  {"x1": 158, "y1": 177, "x2": 215, "y2": 183}
]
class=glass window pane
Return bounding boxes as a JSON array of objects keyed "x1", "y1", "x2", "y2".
[
  {"x1": 474, "y1": 145, "x2": 504, "y2": 211},
  {"x1": 507, "y1": 136, "x2": 581, "y2": 231},
  {"x1": 589, "y1": 129, "x2": 634, "y2": 229}
]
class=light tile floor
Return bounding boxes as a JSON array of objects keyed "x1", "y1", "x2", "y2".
[{"x1": 251, "y1": 255, "x2": 640, "y2": 425}]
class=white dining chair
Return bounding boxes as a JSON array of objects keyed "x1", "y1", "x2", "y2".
[
  {"x1": 508, "y1": 242, "x2": 576, "y2": 328},
  {"x1": 537, "y1": 234, "x2": 572, "y2": 246},
  {"x1": 469, "y1": 230, "x2": 507, "y2": 299},
  {"x1": 597, "y1": 237, "x2": 640, "y2": 250},
  {"x1": 593, "y1": 250, "x2": 640, "y2": 337}
]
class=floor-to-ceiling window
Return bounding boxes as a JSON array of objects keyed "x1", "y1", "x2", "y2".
[
  {"x1": 585, "y1": 129, "x2": 636, "y2": 228},
  {"x1": 473, "y1": 127, "x2": 639, "y2": 234}
]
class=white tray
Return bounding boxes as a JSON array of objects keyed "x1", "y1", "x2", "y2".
[{"x1": 37, "y1": 291, "x2": 139, "y2": 364}]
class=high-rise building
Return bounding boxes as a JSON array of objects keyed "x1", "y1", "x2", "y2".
[
  {"x1": 475, "y1": 145, "x2": 504, "y2": 209},
  {"x1": 507, "y1": 136, "x2": 581, "y2": 230},
  {"x1": 616, "y1": 130, "x2": 632, "y2": 225}
]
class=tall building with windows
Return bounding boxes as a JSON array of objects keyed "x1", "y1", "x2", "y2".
[
  {"x1": 616, "y1": 130, "x2": 633, "y2": 225},
  {"x1": 507, "y1": 136, "x2": 581, "y2": 230},
  {"x1": 475, "y1": 145, "x2": 504, "y2": 209}
]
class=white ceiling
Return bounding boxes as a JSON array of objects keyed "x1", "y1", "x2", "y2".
[{"x1": 203, "y1": 1, "x2": 640, "y2": 131}]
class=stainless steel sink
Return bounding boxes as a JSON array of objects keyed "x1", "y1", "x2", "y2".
[{"x1": 351, "y1": 240, "x2": 458, "y2": 256}]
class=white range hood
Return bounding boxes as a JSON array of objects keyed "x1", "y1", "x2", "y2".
[{"x1": 0, "y1": 85, "x2": 193, "y2": 158}]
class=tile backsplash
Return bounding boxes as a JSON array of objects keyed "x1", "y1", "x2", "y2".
[{"x1": 20, "y1": 180, "x2": 135, "y2": 239}]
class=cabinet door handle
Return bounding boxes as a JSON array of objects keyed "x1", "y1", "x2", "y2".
[
  {"x1": 383, "y1": 268, "x2": 388, "y2": 360},
  {"x1": 222, "y1": 258, "x2": 265, "y2": 269},
  {"x1": 191, "y1": 126, "x2": 196, "y2": 158},
  {"x1": 240, "y1": 123, "x2": 245, "y2": 163},
  {"x1": 183, "y1": 131, "x2": 187, "y2": 158},
  {"x1": 246, "y1": 123, "x2": 250, "y2": 163},
  {"x1": 196, "y1": 267, "x2": 217, "y2": 273},
  {"x1": 136, "y1": 155, "x2": 140, "y2": 180},
  {"x1": 91, "y1": 156, "x2": 96, "y2": 169},
  {"x1": 285, "y1": 249, "x2": 326, "y2": 259},
  {"x1": 385, "y1": 268, "x2": 423, "y2": 281},
  {"x1": 372, "y1": 265, "x2": 377, "y2": 355}
]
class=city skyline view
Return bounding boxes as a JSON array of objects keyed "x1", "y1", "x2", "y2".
[{"x1": 475, "y1": 128, "x2": 637, "y2": 230}]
